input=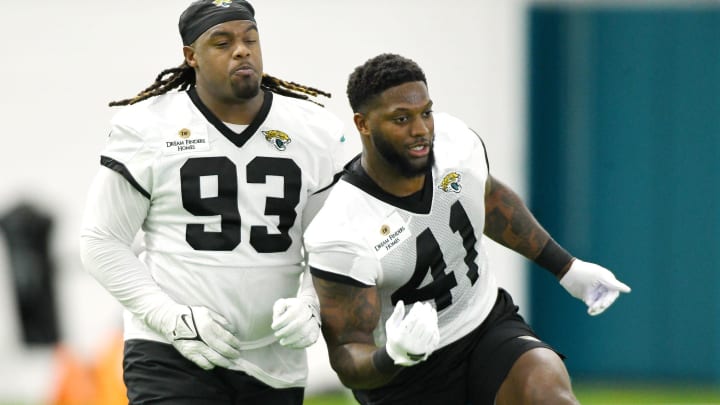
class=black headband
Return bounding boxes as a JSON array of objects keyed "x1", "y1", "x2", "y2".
[{"x1": 179, "y1": 0, "x2": 256, "y2": 46}]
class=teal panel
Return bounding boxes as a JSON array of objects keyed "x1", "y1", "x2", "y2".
[{"x1": 529, "y1": 6, "x2": 720, "y2": 381}]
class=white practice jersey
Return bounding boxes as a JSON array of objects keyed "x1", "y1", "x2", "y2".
[
  {"x1": 97, "y1": 88, "x2": 348, "y2": 387},
  {"x1": 305, "y1": 112, "x2": 498, "y2": 350}
]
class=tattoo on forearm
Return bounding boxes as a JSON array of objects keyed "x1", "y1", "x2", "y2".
[
  {"x1": 313, "y1": 277, "x2": 392, "y2": 388},
  {"x1": 484, "y1": 181, "x2": 548, "y2": 260},
  {"x1": 343, "y1": 288, "x2": 379, "y2": 341},
  {"x1": 313, "y1": 278, "x2": 378, "y2": 345}
]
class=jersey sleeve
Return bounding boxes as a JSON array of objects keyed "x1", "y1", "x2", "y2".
[
  {"x1": 79, "y1": 166, "x2": 178, "y2": 332},
  {"x1": 99, "y1": 112, "x2": 161, "y2": 199},
  {"x1": 303, "y1": 192, "x2": 380, "y2": 287}
]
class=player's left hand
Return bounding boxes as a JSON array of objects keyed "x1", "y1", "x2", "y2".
[
  {"x1": 559, "y1": 259, "x2": 631, "y2": 316},
  {"x1": 271, "y1": 298, "x2": 320, "y2": 349}
]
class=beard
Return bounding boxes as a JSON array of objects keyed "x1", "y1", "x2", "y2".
[
  {"x1": 230, "y1": 78, "x2": 261, "y2": 100},
  {"x1": 371, "y1": 129, "x2": 435, "y2": 178}
]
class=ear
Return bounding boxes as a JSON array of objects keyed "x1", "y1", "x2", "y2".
[
  {"x1": 353, "y1": 112, "x2": 370, "y2": 137},
  {"x1": 183, "y1": 45, "x2": 198, "y2": 68}
]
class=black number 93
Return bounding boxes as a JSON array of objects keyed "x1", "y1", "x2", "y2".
[{"x1": 180, "y1": 156, "x2": 301, "y2": 253}]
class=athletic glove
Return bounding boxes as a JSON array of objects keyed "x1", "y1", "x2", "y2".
[
  {"x1": 559, "y1": 259, "x2": 631, "y2": 316},
  {"x1": 271, "y1": 297, "x2": 320, "y2": 349},
  {"x1": 385, "y1": 300, "x2": 440, "y2": 366},
  {"x1": 159, "y1": 305, "x2": 243, "y2": 370}
]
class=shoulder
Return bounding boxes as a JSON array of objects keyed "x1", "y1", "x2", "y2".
[
  {"x1": 434, "y1": 112, "x2": 483, "y2": 148},
  {"x1": 311, "y1": 181, "x2": 361, "y2": 221},
  {"x1": 110, "y1": 91, "x2": 191, "y2": 136},
  {"x1": 433, "y1": 112, "x2": 489, "y2": 171},
  {"x1": 434, "y1": 112, "x2": 478, "y2": 140},
  {"x1": 306, "y1": 181, "x2": 365, "y2": 239},
  {"x1": 271, "y1": 93, "x2": 335, "y2": 117},
  {"x1": 267, "y1": 94, "x2": 349, "y2": 167},
  {"x1": 270, "y1": 94, "x2": 344, "y2": 136}
]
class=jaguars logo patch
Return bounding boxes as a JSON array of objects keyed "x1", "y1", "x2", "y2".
[
  {"x1": 262, "y1": 130, "x2": 292, "y2": 151},
  {"x1": 438, "y1": 171, "x2": 462, "y2": 193},
  {"x1": 213, "y1": 0, "x2": 232, "y2": 7}
]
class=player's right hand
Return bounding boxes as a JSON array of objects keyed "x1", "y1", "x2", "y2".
[
  {"x1": 271, "y1": 297, "x2": 320, "y2": 349},
  {"x1": 384, "y1": 300, "x2": 440, "y2": 366},
  {"x1": 165, "y1": 306, "x2": 243, "y2": 370}
]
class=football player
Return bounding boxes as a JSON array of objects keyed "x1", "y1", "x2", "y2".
[
  {"x1": 79, "y1": 1, "x2": 351, "y2": 404},
  {"x1": 305, "y1": 53, "x2": 631, "y2": 405}
]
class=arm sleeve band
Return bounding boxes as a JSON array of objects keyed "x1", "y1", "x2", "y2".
[{"x1": 534, "y1": 238, "x2": 574, "y2": 277}]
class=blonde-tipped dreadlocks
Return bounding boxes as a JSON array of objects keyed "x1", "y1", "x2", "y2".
[{"x1": 109, "y1": 62, "x2": 330, "y2": 107}]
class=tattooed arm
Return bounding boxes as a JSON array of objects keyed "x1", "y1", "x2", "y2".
[
  {"x1": 483, "y1": 174, "x2": 574, "y2": 279},
  {"x1": 311, "y1": 276, "x2": 400, "y2": 389}
]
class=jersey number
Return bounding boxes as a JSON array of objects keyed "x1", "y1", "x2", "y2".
[
  {"x1": 390, "y1": 201, "x2": 479, "y2": 310},
  {"x1": 180, "y1": 156, "x2": 301, "y2": 252}
]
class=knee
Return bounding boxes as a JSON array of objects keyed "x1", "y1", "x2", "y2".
[
  {"x1": 497, "y1": 348, "x2": 580, "y2": 405},
  {"x1": 498, "y1": 367, "x2": 580, "y2": 405},
  {"x1": 523, "y1": 379, "x2": 579, "y2": 405}
]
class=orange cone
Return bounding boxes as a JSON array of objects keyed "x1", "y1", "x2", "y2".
[
  {"x1": 92, "y1": 332, "x2": 127, "y2": 405},
  {"x1": 50, "y1": 345, "x2": 96, "y2": 405}
]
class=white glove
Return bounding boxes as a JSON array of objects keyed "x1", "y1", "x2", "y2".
[
  {"x1": 560, "y1": 259, "x2": 631, "y2": 316},
  {"x1": 161, "y1": 305, "x2": 243, "y2": 370},
  {"x1": 385, "y1": 301, "x2": 440, "y2": 366},
  {"x1": 271, "y1": 298, "x2": 320, "y2": 349}
]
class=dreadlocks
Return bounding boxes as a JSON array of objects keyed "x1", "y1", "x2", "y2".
[{"x1": 108, "y1": 62, "x2": 330, "y2": 107}]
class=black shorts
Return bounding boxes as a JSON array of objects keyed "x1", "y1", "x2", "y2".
[
  {"x1": 123, "y1": 339, "x2": 303, "y2": 405},
  {"x1": 353, "y1": 288, "x2": 562, "y2": 405}
]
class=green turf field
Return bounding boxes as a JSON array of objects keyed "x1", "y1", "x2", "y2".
[
  {"x1": 2, "y1": 382, "x2": 719, "y2": 405},
  {"x1": 304, "y1": 383, "x2": 720, "y2": 405}
]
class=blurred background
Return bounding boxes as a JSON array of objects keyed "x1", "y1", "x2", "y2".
[{"x1": 0, "y1": 0, "x2": 718, "y2": 404}]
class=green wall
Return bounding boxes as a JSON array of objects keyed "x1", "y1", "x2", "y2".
[{"x1": 528, "y1": 6, "x2": 720, "y2": 381}]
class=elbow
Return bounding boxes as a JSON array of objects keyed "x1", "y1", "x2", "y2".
[
  {"x1": 78, "y1": 229, "x2": 121, "y2": 278},
  {"x1": 78, "y1": 232, "x2": 95, "y2": 273},
  {"x1": 335, "y1": 374, "x2": 389, "y2": 391},
  {"x1": 79, "y1": 232, "x2": 104, "y2": 280},
  {"x1": 332, "y1": 367, "x2": 370, "y2": 390},
  {"x1": 327, "y1": 356, "x2": 356, "y2": 388},
  {"x1": 328, "y1": 356, "x2": 391, "y2": 391}
]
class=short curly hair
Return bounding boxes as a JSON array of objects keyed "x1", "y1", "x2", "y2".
[{"x1": 346, "y1": 53, "x2": 427, "y2": 113}]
